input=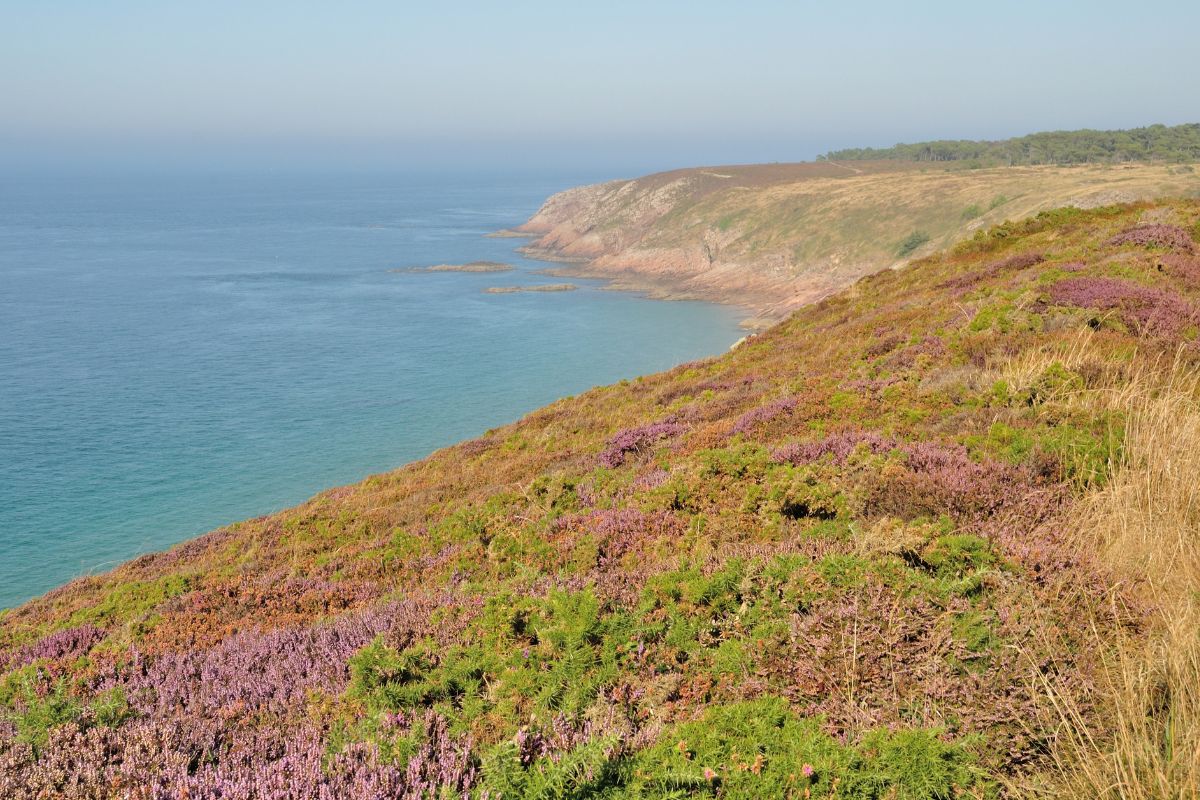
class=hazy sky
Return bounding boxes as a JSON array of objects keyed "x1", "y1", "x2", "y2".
[{"x1": 3, "y1": 0, "x2": 1198, "y2": 173}]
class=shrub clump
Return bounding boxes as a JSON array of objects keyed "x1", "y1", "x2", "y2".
[
  {"x1": 772, "y1": 431, "x2": 896, "y2": 466},
  {"x1": 731, "y1": 396, "x2": 798, "y2": 434},
  {"x1": 1049, "y1": 276, "x2": 1199, "y2": 336},
  {"x1": 941, "y1": 251, "x2": 1045, "y2": 289},
  {"x1": 598, "y1": 421, "x2": 686, "y2": 468},
  {"x1": 552, "y1": 508, "x2": 683, "y2": 565},
  {"x1": 1107, "y1": 223, "x2": 1195, "y2": 252},
  {"x1": 1160, "y1": 253, "x2": 1200, "y2": 287},
  {"x1": 897, "y1": 230, "x2": 931, "y2": 258},
  {"x1": 11, "y1": 624, "x2": 105, "y2": 668},
  {"x1": 631, "y1": 697, "x2": 987, "y2": 799}
]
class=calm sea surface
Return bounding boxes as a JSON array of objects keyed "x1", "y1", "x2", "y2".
[{"x1": 0, "y1": 170, "x2": 743, "y2": 608}]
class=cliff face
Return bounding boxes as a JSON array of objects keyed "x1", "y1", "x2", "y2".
[{"x1": 512, "y1": 161, "x2": 1200, "y2": 323}]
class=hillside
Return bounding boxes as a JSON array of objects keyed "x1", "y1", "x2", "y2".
[
  {"x1": 509, "y1": 161, "x2": 1200, "y2": 324},
  {"x1": 4, "y1": 201, "x2": 1200, "y2": 798}
]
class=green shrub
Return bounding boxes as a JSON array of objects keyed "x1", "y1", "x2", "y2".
[
  {"x1": 628, "y1": 697, "x2": 987, "y2": 799},
  {"x1": 477, "y1": 735, "x2": 625, "y2": 799},
  {"x1": 847, "y1": 726, "x2": 986, "y2": 799},
  {"x1": 922, "y1": 534, "x2": 994, "y2": 579},
  {"x1": 952, "y1": 610, "x2": 996, "y2": 657},
  {"x1": 698, "y1": 443, "x2": 771, "y2": 479},
  {"x1": 817, "y1": 554, "x2": 869, "y2": 589},
  {"x1": 2, "y1": 675, "x2": 129, "y2": 755},
  {"x1": 345, "y1": 589, "x2": 632, "y2": 740},
  {"x1": 769, "y1": 467, "x2": 845, "y2": 520},
  {"x1": 8, "y1": 679, "x2": 83, "y2": 752},
  {"x1": 897, "y1": 231, "x2": 931, "y2": 258}
]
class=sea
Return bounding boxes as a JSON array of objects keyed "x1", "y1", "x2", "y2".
[{"x1": 0, "y1": 169, "x2": 743, "y2": 609}]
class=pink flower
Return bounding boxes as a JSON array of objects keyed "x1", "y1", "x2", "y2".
[
  {"x1": 703, "y1": 767, "x2": 717, "y2": 781},
  {"x1": 801, "y1": 763, "x2": 815, "y2": 778}
]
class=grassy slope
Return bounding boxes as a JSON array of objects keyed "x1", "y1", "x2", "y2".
[
  {"x1": 601, "y1": 164, "x2": 1200, "y2": 265},
  {"x1": 3, "y1": 202, "x2": 1200, "y2": 797}
]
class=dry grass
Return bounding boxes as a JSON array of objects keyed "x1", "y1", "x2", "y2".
[{"x1": 1012, "y1": 345, "x2": 1200, "y2": 798}]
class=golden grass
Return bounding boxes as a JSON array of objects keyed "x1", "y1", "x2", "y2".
[
  {"x1": 664, "y1": 163, "x2": 1200, "y2": 265},
  {"x1": 1010, "y1": 344, "x2": 1200, "y2": 798}
]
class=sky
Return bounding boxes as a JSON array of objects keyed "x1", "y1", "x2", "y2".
[{"x1": 2, "y1": 0, "x2": 1199, "y2": 174}]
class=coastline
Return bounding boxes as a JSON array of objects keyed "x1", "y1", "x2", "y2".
[{"x1": 492, "y1": 227, "x2": 779, "y2": 329}]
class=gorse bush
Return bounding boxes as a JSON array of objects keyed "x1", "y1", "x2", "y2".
[
  {"x1": 2, "y1": 673, "x2": 128, "y2": 756},
  {"x1": 345, "y1": 589, "x2": 629, "y2": 741},
  {"x1": 897, "y1": 230, "x2": 931, "y2": 257},
  {"x1": 630, "y1": 698, "x2": 987, "y2": 799}
]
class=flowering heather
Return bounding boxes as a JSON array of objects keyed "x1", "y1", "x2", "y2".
[
  {"x1": 10, "y1": 624, "x2": 105, "y2": 668},
  {"x1": 552, "y1": 508, "x2": 683, "y2": 564},
  {"x1": 941, "y1": 251, "x2": 1045, "y2": 289},
  {"x1": 772, "y1": 430, "x2": 896, "y2": 465},
  {"x1": 150, "y1": 526, "x2": 238, "y2": 569},
  {"x1": 871, "y1": 440, "x2": 1025, "y2": 521},
  {"x1": 118, "y1": 608, "x2": 389, "y2": 717},
  {"x1": 694, "y1": 374, "x2": 759, "y2": 394},
  {"x1": 844, "y1": 374, "x2": 904, "y2": 395},
  {"x1": 1161, "y1": 253, "x2": 1200, "y2": 287},
  {"x1": 512, "y1": 712, "x2": 619, "y2": 766},
  {"x1": 598, "y1": 421, "x2": 685, "y2": 468},
  {"x1": 459, "y1": 436, "x2": 496, "y2": 456},
  {"x1": 886, "y1": 334, "x2": 947, "y2": 369},
  {"x1": 1049, "y1": 276, "x2": 1199, "y2": 336},
  {"x1": 0, "y1": 713, "x2": 476, "y2": 800},
  {"x1": 1107, "y1": 223, "x2": 1195, "y2": 252},
  {"x1": 654, "y1": 373, "x2": 758, "y2": 405},
  {"x1": 630, "y1": 467, "x2": 669, "y2": 491},
  {"x1": 731, "y1": 395, "x2": 797, "y2": 434},
  {"x1": 864, "y1": 332, "x2": 906, "y2": 358}
]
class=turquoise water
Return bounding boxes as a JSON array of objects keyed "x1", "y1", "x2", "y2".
[{"x1": 0, "y1": 171, "x2": 743, "y2": 609}]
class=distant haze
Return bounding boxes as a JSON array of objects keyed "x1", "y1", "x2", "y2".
[{"x1": 3, "y1": 0, "x2": 1199, "y2": 175}]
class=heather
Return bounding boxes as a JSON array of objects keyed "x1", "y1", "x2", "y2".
[
  {"x1": 598, "y1": 421, "x2": 686, "y2": 468},
  {"x1": 4, "y1": 201, "x2": 1200, "y2": 797},
  {"x1": 1048, "y1": 276, "x2": 1199, "y2": 337},
  {"x1": 1107, "y1": 223, "x2": 1196, "y2": 252}
]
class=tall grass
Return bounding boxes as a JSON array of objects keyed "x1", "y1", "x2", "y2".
[{"x1": 1013, "y1": 345, "x2": 1200, "y2": 798}]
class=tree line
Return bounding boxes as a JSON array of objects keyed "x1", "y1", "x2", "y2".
[{"x1": 821, "y1": 123, "x2": 1200, "y2": 165}]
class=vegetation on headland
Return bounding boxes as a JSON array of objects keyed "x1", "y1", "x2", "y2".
[
  {"x1": 393, "y1": 261, "x2": 515, "y2": 274},
  {"x1": 484, "y1": 283, "x2": 578, "y2": 294},
  {"x1": 822, "y1": 122, "x2": 1200, "y2": 166},
  {"x1": 4, "y1": 201, "x2": 1200, "y2": 798}
]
